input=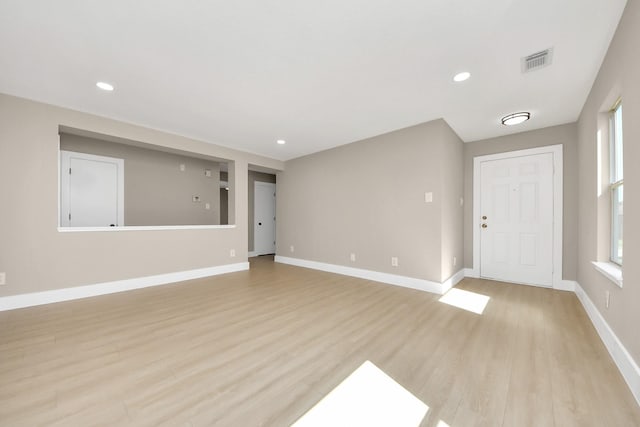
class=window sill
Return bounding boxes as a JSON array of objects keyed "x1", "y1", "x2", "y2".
[{"x1": 592, "y1": 261, "x2": 623, "y2": 288}]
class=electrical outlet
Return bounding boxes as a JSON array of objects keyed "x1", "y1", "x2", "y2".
[
  {"x1": 424, "y1": 192, "x2": 433, "y2": 203},
  {"x1": 290, "y1": 245, "x2": 295, "y2": 253},
  {"x1": 0, "y1": 272, "x2": 5, "y2": 286},
  {"x1": 180, "y1": 164, "x2": 186, "y2": 172},
  {"x1": 606, "y1": 290, "x2": 610, "y2": 309},
  {"x1": 230, "y1": 249, "x2": 236, "y2": 257},
  {"x1": 350, "y1": 253, "x2": 356, "y2": 262},
  {"x1": 453, "y1": 256, "x2": 457, "y2": 267},
  {"x1": 391, "y1": 257, "x2": 398, "y2": 267},
  {"x1": 204, "y1": 169, "x2": 212, "y2": 177},
  {"x1": 205, "y1": 203, "x2": 211, "y2": 210}
]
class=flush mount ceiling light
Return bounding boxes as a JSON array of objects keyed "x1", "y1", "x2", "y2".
[
  {"x1": 501, "y1": 112, "x2": 530, "y2": 126},
  {"x1": 96, "y1": 81, "x2": 114, "y2": 91},
  {"x1": 276, "y1": 139, "x2": 286, "y2": 145},
  {"x1": 453, "y1": 71, "x2": 471, "y2": 82}
]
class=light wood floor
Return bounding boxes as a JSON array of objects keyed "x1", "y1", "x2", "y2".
[{"x1": 1, "y1": 256, "x2": 639, "y2": 426}]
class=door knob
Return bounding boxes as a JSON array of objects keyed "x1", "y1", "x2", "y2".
[
  {"x1": 482, "y1": 216, "x2": 487, "y2": 220},
  {"x1": 258, "y1": 222, "x2": 262, "y2": 226},
  {"x1": 482, "y1": 223, "x2": 488, "y2": 228}
]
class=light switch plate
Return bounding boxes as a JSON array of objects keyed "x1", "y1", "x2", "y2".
[
  {"x1": 424, "y1": 192, "x2": 433, "y2": 203},
  {"x1": 204, "y1": 169, "x2": 212, "y2": 177}
]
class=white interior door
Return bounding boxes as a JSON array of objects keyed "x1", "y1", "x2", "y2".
[
  {"x1": 60, "y1": 151, "x2": 124, "y2": 227},
  {"x1": 254, "y1": 182, "x2": 276, "y2": 255},
  {"x1": 479, "y1": 153, "x2": 554, "y2": 287}
]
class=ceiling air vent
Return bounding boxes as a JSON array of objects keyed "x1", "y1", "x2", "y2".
[{"x1": 521, "y1": 48, "x2": 553, "y2": 73}]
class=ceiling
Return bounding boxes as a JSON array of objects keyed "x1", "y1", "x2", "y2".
[{"x1": 0, "y1": 0, "x2": 627, "y2": 161}]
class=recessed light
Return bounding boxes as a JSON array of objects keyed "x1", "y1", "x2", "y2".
[
  {"x1": 276, "y1": 139, "x2": 286, "y2": 145},
  {"x1": 96, "y1": 81, "x2": 114, "y2": 91},
  {"x1": 453, "y1": 72, "x2": 471, "y2": 82},
  {"x1": 501, "y1": 112, "x2": 531, "y2": 126}
]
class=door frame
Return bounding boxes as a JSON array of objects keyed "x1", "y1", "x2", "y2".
[
  {"x1": 472, "y1": 144, "x2": 563, "y2": 289},
  {"x1": 253, "y1": 181, "x2": 276, "y2": 256},
  {"x1": 60, "y1": 150, "x2": 125, "y2": 227}
]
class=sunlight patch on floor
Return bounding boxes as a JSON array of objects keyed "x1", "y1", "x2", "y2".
[
  {"x1": 438, "y1": 288, "x2": 490, "y2": 315},
  {"x1": 292, "y1": 360, "x2": 428, "y2": 427}
]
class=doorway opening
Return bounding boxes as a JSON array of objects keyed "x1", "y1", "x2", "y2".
[{"x1": 249, "y1": 169, "x2": 277, "y2": 257}]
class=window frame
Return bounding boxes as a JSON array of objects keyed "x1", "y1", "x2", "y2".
[{"x1": 609, "y1": 100, "x2": 623, "y2": 265}]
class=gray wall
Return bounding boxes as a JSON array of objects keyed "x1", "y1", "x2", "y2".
[
  {"x1": 463, "y1": 123, "x2": 579, "y2": 280},
  {"x1": 576, "y1": 0, "x2": 640, "y2": 365},
  {"x1": 276, "y1": 119, "x2": 464, "y2": 283},
  {"x1": 0, "y1": 93, "x2": 283, "y2": 297},
  {"x1": 60, "y1": 134, "x2": 221, "y2": 226},
  {"x1": 441, "y1": 121, "x2": 465, "y2": 281},
  {"x1": 248, "y1": 171, "x2": 277, "y2": 252}
]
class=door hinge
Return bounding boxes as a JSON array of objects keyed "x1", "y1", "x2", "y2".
[
  {"x1": 68, "y1": 213, "x2": 71, "y2": 220},
  {"x1": 69, "y1": 168, "x2": 72, "y2": 174}
]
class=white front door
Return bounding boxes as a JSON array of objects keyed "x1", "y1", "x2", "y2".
[
  {"x1": 479, "y1": 153, "x2": 554, "y2": 287},
  {"x1": 60, "y1": 151, "x2": 124, "y2": 227},
  {"x1": 254, "y1": 182, "x2": 276, "y2": 255}
]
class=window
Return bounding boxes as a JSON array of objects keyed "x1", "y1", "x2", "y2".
[{"x1": 609, "y1": 101, "x2": 623, "y2": 265}]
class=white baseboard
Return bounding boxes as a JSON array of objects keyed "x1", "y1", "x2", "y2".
[
  {"x1": 464, "y1": 268, "x2": 479, "y2": 278},
  {"x1": 556, "y1": 279, "x2": 577, "y2": 292},
  {"x1": 574, "y1": 282, "x2": 640, "y2": 407},
  {"x1": 442, "y1": 269, "x2": 466, "y2": 294},
  {"x1": 0, "y1": 262, "x2": 250, "y2": 312},
  {"x1": 275, "y1": 256, "x2": 463, "y2": 295}
]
